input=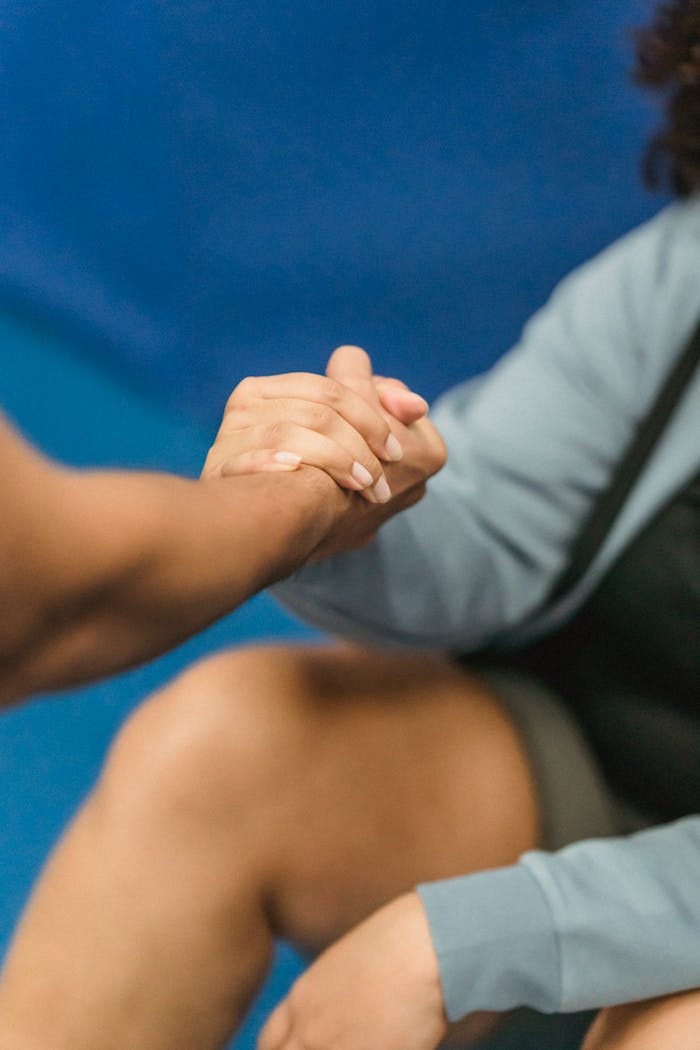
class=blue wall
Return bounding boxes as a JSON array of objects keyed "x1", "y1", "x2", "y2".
[
  {"x1": 0, "y1": 0, "x2": 660, "y2": 421},
  {"x1": 0, "y1": 2, "x2": 664, "y2": 1047}
]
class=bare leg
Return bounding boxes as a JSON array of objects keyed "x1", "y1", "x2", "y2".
[
  {"x1": 0, "y1": 645, "x2": 540, "y2": 1050},
  {"x1": 581, "y1": 990, "x2": 700, "y2": 1050}
]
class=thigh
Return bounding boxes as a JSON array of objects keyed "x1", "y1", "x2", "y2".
[
  {"x1": 581, "y1": 990, "x2": 700, "y2": 1050},
  {"x1": 227, "y1": 643, "x2": 541, "y2": 950}
]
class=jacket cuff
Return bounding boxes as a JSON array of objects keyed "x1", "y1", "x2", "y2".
[{"x1": 417, "y1": 863, "x2": 561, "y2": 1021}]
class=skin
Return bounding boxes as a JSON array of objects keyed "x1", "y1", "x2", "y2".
[
  {"x1": 580, "y1": 992, "x2": 700, "y2": 1050},
  {"x1": 0, "y1": 644, "x2": 538, "y2": 1050},
  {"x1": 1, "y1": 635, "x2": 697, "y2": 1050},
  {"x1": 0, "y1": 346, "x2": 695, "y2": 1049},
  {"x1": 0, "y1": 343, "x2": 454, "y2": 1049},
  {"x1": 204, "y1": 353, "x2": 429, "y2": 503},
  {"x1": 0, "y1": 345, "x2": 439, "y2": 704}
]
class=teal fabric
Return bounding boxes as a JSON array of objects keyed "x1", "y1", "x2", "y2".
[
  {"x1": 279, "y1": 198, "x2": 700, "y2": 1018},
  {"x1": 418, "y1": 866, "x2": 560, "y2": 1019},
  {"x1": 277, "y1": 198, "x2": 700, "y2": 649}
]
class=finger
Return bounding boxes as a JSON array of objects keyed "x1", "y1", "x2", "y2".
[
  {"x1": 326, "y1": 349, "x2": 427, "y2": 429},
  {"x1": 325, "y1": 344, "x2": 374, "y2": 383},
  {"x1": 236, "y1": 376, "x2": 402, "y2": 462},
  {"x1": 258, "y1": 999, "x2": 292, "y2": 1050},
  {"x1": 218, "y1": 449, "x2": 302, "y2": 477},
  {"x1": 225, "y1": 422, "x2": 392, "y2": 502},
  {"x1": 372, "y1": 374, "x2": 409, "y2": 387},
  {"x1": 325, "y1": 345, "x2": 382, "y2": 412},
  {"x1": 376, "y1": 381, "x2": 429, "y2": 425},
  {"x1": 240, "y1": 398, "x2": 404, "y2": 469},
  {"x1": 413, "y1": 416, "x2": 448, "y2": 475}
]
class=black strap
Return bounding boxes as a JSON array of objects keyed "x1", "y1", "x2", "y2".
[{"x1": 546, "y1": 319, "x2": 700, "y2": 606}]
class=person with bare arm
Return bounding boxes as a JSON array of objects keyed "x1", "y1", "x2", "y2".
[
  {"x1": 0, "y1": 345, "x2": 437, "y2": 705},
  {"x1": 0, "y1": 346, "x2": 446, "y2": 1049},
  {"x1": 2, "y1": 5, "x2": 700, "y2": 1050}
]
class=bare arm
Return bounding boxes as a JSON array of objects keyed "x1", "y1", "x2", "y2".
[
  {"x1": 0, "y1": 351, "x2": 444, "y2": 705},
  {"x1": 0, "y1": 411, "x2": 345, "y2": 704}
]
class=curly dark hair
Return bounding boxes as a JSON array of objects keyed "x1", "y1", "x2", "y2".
[{"x1": 635, "y1": 0, "x2": 700, "y2": 196}]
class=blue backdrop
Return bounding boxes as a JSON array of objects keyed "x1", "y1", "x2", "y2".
[
  {"x1": 0, "y1": 0, "x2": 660, "y2": 420},
  {"x1": 0, "y1": 2, "x2": 663, "y2": 1047}
]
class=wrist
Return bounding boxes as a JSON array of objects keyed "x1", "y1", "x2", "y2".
[
  {"x1": 292, "y1": 463, "x2": 350, "y2": 540},
  {"x1": 212, "y1": 464, "x2": 350, "y2": 578},
  {"x1": 297, "y1": 464, "x2": 348, "y2": 506},
  {"x1": 393, "y1": 892, "x2": 448, "y2": 1028}
]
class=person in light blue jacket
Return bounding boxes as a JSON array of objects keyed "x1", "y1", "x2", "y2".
[{"x1": 0, "y1": 3, "x2": 699, "y2": 1050}]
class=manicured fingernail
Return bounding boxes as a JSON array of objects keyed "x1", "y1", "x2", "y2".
[
  {"x1": 373, "y1": 476, "x2": 391, "y2": 503},
  {"x1": 405, "y1": 392, "x2": 429, "y2": 411},
  {"x1": 274, "y1": 451, "x2": 302, "y2": 465},
  {"x1": 384, "y1": 434, "x2": 403, "y2": 461},
  {"x1": 352, "y1": 461, "x2": 374, "y2": 487}
]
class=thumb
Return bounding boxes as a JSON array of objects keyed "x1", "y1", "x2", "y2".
[
  {"x1": 376, "y1": 379, "x2": 429, "y2": 425},
  {"x1": 326, "y1": 344, "x2": 374, "y2": 383}
]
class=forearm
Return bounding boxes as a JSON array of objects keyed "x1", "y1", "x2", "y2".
[
  {"x1": 418, "y1": 817, "x2": 700, "y2": 1020},
  {"x1": 0, "y1": 462, "x2": 343, "y2": 703}
]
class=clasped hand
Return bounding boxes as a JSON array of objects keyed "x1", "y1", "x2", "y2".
[
  {"x1": 203, "y1": 348, "x2": 449, "y2": 1048},
  {"x1": 202, "y1": 345, "x2": 447, "y2": 556}
]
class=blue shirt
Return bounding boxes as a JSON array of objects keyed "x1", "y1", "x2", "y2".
[{"x1": 276, "y1": 197, "x2": 700, "y2": 1018}]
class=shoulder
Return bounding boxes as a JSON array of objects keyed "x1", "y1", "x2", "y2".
[
  {"x1": 436, "y1": 199, "x2": 700, "y2": 437},
  {"x1": 541, "y1": 197, "x2": 700, "y2": 385},
  {"x1": 535, "y1": 198, "x2": 699, "y2": 346}
]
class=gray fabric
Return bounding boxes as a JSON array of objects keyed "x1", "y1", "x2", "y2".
[
  {"x1": 478, "y1": 669, "x2": 649, "y2": 851},
  {"x1": 418, "y1": 667, "x2": 653, "y2": 1023}
]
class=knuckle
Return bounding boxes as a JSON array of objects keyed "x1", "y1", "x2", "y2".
[
  {"x1": 437, "y1": 444, "x2": 448, "y2": 469},
  {"x1": 225, "y1": 377, "x2": 255, "y2": 412},
  {"x1": 321, "y1": 376, "x2": 345, "y2": 405},
  {"x1": 263, "y1": 421, "x2": 290, "y2": 447},
  {"x1": 418, "y1": 422, "x2": 447, "y2": 470},
  {"x1": 432, "y1": 437, "x2": 448, "y2": 469},
  {"x1": 340, "y1": 450, "x2": 359, "y2": 476},
  {"x1": 366, "y1": 452, "x2": 383, "y2": 477},
  {"x1": 402, "y1": 482, "x2": 427, "y2": 509},
  {"x1": 377, "y1": 418, "x2": 392, "y2": 444},
  {"x1": 200, "y1": 446, "x2": 222, "y2": 478},
  {"x1": 308, "y1": 402, "x2": 334, "y2": 430}
]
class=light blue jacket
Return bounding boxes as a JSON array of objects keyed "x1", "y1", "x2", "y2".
[{"x1": 276, "y1": 197, "x2": 700, "y2": 1018}]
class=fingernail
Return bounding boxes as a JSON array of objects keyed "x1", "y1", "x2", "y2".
[
  {"x1": 383, "y1": 434, "x2": 403, "y2": 461},
  {"x1": 406, "y1": 392, "x2": 429, "y2": 411},
  {"x1": 274, "y1": 451, "x2": 302, "y2": 465},
  {"x1": 373, "y1": 476, "x2": 391, "y2": 503},
  {"x1": 352, "y1": 461, "x2": 374, "y2": 487}
]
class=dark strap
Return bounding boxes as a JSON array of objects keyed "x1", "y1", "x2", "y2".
[{"x1": 546, "y1": 319, "x2": 700, "y2": 605}]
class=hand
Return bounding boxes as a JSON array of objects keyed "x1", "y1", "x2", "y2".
[
  {"x1": 258, "y1": 893, "x2": 447, "y2": 1050},
  {"x1": 306, "y1": 347, "x2": 447, "y2": 560},
  {"x1": 202, "y1": 363, "x2": 429, "y2": 504}
]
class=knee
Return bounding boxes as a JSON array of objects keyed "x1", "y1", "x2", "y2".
[
  {"x1": 95, "y1": 646, "x2": 313, "y2": 826},
  {"x1": 581, "y1": 992, "x2": 700, "y2": 1050},
  {"x1": 581, "y1": 1007, "x2": 625, "y2": 1050}
]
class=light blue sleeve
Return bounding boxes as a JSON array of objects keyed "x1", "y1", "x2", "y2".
[
  {"x1": 274, "y1": 204, "x2": 693, "y2": 651},
  {"x1": 418, "y1": 817, "x2": 700, "y2": 1019}
]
